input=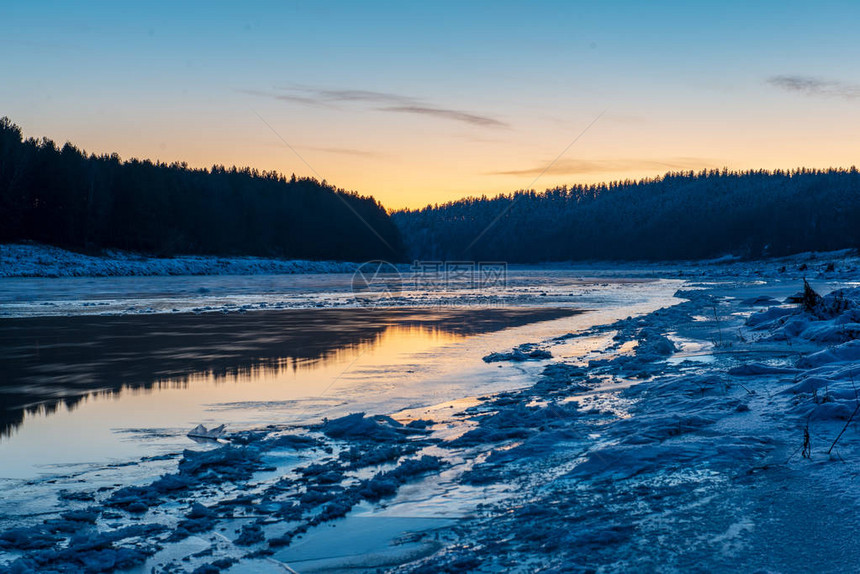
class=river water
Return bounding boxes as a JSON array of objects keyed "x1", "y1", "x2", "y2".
[{"x1": 0, "y1": 270, "x2": 682, "y2": 481}]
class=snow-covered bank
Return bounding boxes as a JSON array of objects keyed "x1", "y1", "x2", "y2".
[
  {"x1": 3, "y1": 242, "x2": 860, "y2": 280},
  {"x1": 394, "y1": 279, "x2": 860, "y2": 572},
  {"x1": 511, "y1": 248, "x2": 860, "y2": 280},
  {"x1": 0, "y1": 243, "x2": 359, "y2": 277}
]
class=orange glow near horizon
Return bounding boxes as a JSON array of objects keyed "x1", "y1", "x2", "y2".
[
  {"x1": 4, "y1": 2, "x2": 859, "y2": 210},
  {"x1": 21, "y1": 104, "x2": 859, "y2": 211}
]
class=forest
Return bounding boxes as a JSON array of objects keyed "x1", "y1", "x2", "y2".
[
  {"x1": 2, "y1": 116, "x2": 860, "y2": 264},
  {"x1": 0, "y1": 118, "x2": 403, "y2": 261},
  {"x1": 393, "y1": 168, "x2": 860, "y2": 262}
]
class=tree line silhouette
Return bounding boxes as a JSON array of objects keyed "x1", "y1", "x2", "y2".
[
  {"x1": 393, "y1": 168, "x2": 860, "y2": 262},
  {"x1": 0, "y1": 117, "x2": 403, "y2": 261},
  {"x1": 3, "y1": 117, "x2": 860, "y2": 263}
]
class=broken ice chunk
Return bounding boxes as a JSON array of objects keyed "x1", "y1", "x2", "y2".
[{"x1": 187, "y1": 424, "x2": 226, "y2": 440}]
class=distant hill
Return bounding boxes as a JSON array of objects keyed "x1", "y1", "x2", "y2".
[
  {"x1": 4, "y1": 116, "x2": 859, "y2": 265},
  {"x1": 393, "y1": 168, "x2": 860, "y2": 262},
  {"x1": 0, "y1": 118, "x2": 404, "y2": 262}
]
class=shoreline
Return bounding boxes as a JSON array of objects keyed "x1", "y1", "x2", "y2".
[
  {"x1": 0, "y1": 243, "x2": 361, "y2": 278},
  {"x1": 389, "y1": 277, "x2": 860, "y2": 571},
  {"x1": 3, "y1": 242, "x2": 858, "y2": 280}
]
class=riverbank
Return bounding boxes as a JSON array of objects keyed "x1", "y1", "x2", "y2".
[{"x1": 0, "y1": 243, "x2": 359, "y2": 278}]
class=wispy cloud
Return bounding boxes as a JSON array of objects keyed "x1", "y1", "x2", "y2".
[
  {"x1": 307, "y1": 146, "x2": 383, "y2": 158},
  {"x1": 313, "y1": 89, "x2": 412, "y2": 106},
  {"x1": 767, "y1": 75, "x2": 860, "y2": 99},
  {"x1": 243, "y1": 86, "x2": 508, "y2": 128},
  {"x1": 490, "y1": 157, "x2": 716, "y2": 177},
  {"x1": 381, "y1": 105, "x2": 507, "y2": 128},
  {"x1": 239, "y1": 89, "x2": 329, "y2": 107}
]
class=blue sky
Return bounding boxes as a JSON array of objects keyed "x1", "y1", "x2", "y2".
[{"x1": 2, "y1": 1, "x2": 859, "y2": 208}]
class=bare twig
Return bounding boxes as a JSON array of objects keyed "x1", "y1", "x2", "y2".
[
  {"x1": 826, "y1": 402, "x2": 860, "y2": 455},
  {"x1": 737, "y1": 382, "x2": 755, "y2": 395}
]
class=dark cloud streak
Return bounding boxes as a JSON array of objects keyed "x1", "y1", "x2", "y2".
[
  {"x1": 767, "y1": 75, "x2": 860, "y2": 99},
  {"x1": 380, "y1": 105, "x2": 508, "y2": 128},
  {"x1": 243, "y1": 86, "x2": 508, "y2": 128},
  {"x1": 307, "y1": 146, "x2": 383, "y2": 158},
  {"x1": 238, "y1": 89, "x2": 327, "y2": 107},
  {"x1": 490, "y1": 157, "x2": 717, "y2": 177},
  {"x1": 315, "y1": 89, "x2": 412, "y2": 106}
]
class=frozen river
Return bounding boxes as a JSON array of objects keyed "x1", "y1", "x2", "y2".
[{"x1": 0, "y1": 270, "x2": 681, "y2": 480}]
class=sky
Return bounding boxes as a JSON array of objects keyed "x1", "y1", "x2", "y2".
[{"x1": 2, "y1": 0, "x2": 859, "y2": 210}]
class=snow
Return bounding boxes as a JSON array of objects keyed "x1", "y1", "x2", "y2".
[
  {"x1": 4, "y1": 253, "x2": 860, "y2": 571},
  {"x1": 481, "y1": 343, "x2": 552, "y2": 363},
  {"x1": 0, "y1": 243, "x2": 359, "y2": 278}
]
